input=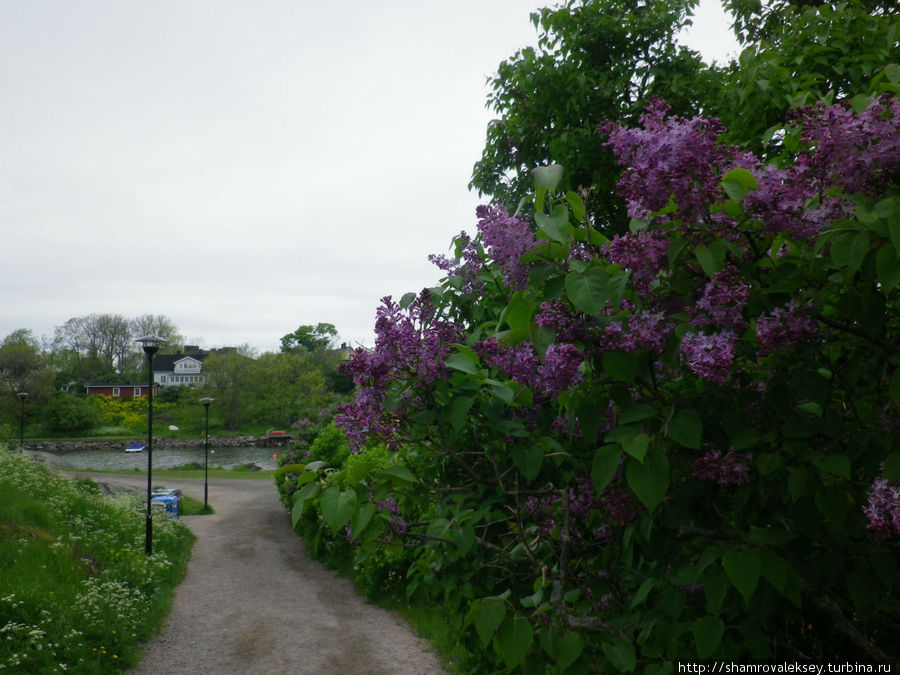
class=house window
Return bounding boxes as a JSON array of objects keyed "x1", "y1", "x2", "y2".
[
  {"x1": 112, "y1": 387, "x2": 120, "y2": 396},
  {"x1": 134, "y1": 387, "x2": 141, "y2": 396}
]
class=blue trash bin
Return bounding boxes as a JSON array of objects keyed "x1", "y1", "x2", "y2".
[{"x1": 150, "y1": 493, "x2": 180, "y2": 519}]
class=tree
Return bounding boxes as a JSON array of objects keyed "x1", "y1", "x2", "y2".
[
  {"x1": 200, "y1": 351, "x2": 259, "y2": 430},
  {"x1": 280, "y1": 323, "x2": 338, "y2": 354},
  {"x1": 470, "y1": 0, "x2": 717, "y2": 232},
  {"x1": 0, "y1": 329, "x2": 54, "y2": 425},
  {"x1": 253, "y1": 352, "x2": 331, "y2": 428}
]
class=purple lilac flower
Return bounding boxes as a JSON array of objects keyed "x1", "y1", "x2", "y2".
[
  {"x1": 690, "y1": 266, "x2": 749, "y2": 330},
  {"x1": 602, "y1": 230, "x2": 669, "y2": 297},
  {"x1": 680, "y1": 331, "x2": 736, "y2": 384},
  {"x1": 602, "y1": 97, "x2": 742, "y2": 224},
  {"x1": 475, "y1": 337, "x2": 539, "y2": 387},
  {"x1": 690, "y1": 448, "x2": 751, "y2": 486},
  {"x1": 599, "y1": 310, "x2": 671, "y2": 354},
  {"x1": 537, "y1": 344, "x2": 584, "y2": 396},
  {"x1": 755, "y1": 301, "x2": 819, "y2": 357},
  {"x1": 428, "y1": 230, "x2": 485, "y2": 294},
  {"x1": 475, "y1": 204, "x2": 537, "y2": 290},
  {"x1": 535, "y1": 299, "x2": 590, "y2": 343},
  {"x1": 863, "y1": 478, "x2": 900, "y2": 540}
]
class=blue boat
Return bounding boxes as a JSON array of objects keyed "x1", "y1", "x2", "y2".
[{"x1": 125, "y1": 442, "x2": 145, "y2": 453}]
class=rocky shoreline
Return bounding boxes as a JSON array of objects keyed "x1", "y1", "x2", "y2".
[{"x1": 23, "y1": 436, "x2": 271, "y2": 453}]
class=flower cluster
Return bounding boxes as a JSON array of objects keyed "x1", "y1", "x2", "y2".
[
  {"x1": 863, "y1": 478, "x2": 900, "y2": 540},
  {"x1": 690, "y1": 266, "x2": 749, "y2": 330},
  {"x1": 755, "y1": 301, "x2": 819, "y2": 357},
  {"x1": 679, "y1": 331, "x2": 736, "y2": 384},
  {"x1": 475, "y1": 204, "x2": 537, "y2": 289},
  {"x1": 536, "y1": 343, "x2": 584, "y2": 396},
  {"x1": 475, "y1": 337, "x2": 539, "y2": 385},
  {"x1": 602, "y1": 97, "x2": 749, "y2": 223},
  {"x1": 690, "y1": 448, "x2": 752, "y2": 486},
  {"x1": 336, "y1": 292, "x2": 461, "y2": 451},
  {"x1": 601, "y1": 230, "x2": 669, "y2": 297}
]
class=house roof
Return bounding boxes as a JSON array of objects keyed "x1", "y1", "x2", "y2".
[{"x1": 153, "y1": 353, "x2": 209, "y2": 371}]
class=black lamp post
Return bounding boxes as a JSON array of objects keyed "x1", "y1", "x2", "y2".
[
  {"x1": 199, "y1": 397, "x2": 214, "y2": 511},
  {"x1": 136, "y1": 335, "x2": 166, "y2": 555},
  {"x1": 17, "y1": 392, "x2": 28, "y2": 450}
]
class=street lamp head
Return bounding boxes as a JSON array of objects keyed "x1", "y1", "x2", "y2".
[
  {"x1": 200, "y1": 397, "x2": 214, "y2": 408},
  {"x1": 135, "y1": 335, "x2": 167, "y2": 355},
  {"x1": 17, "y1": 392, "x2": 29, "y2": 401}
]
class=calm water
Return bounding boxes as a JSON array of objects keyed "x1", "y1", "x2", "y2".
[{"x1": 29, "y1": 445, "x2": 281, "y2": 471}]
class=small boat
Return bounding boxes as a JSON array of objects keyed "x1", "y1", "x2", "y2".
[{"x1": 125, "y1": 442, "x2": 145, "y2": 454}]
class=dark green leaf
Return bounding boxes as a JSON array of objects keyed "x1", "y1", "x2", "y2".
[
  {"x1": 512, "y1": 445, "x2": 544, "y2": 481},
  {"x1": 625, "y1": 448, "x2": 669, "y2": 513},
  {"x1": 450, "y1": 395, "x2": 475, "y2": 433},
  {"x1": 830, "y1": 231, "x2": 870, "y2": 277},
  {"x1": 622, "y1": 433, "x2": 650, "y2": 462},
  {"x1": 566, "y1": 265, "x2": 614, "y2": 316},
  {"x1": 446, "y1": 351, "x2": 480, "y2": 375},
  {"x1": 876, "y1": 245, "x2": 900, "y2": 292},
  {"x1": 721, "y1": 168, "x2": 759, "y2": 201},
  {"x1": 593, "y1": 444, "x2": 622, "y2": 494},
  {"x1": 884, "y1": 452, "x2": 900, "y2": 480},
  {"x1": 668, "y1": 409, "x2": 702, "y2": 449},
  {"x1": 291, "y1": 482, "x2": 321, "y2": 529},
  {"x1": 473, "y1": 597, "x2": 506, "y2": 646},
  {"x1": 351, "y1": 502, "x2": 376, "y2": 538},
  {"x1": 694, "y1": 615, "x2": 725, "y2": 658},
  {"x1": 602, "y1": 351, "x2": 640, "y2": 383},
  {"x1": 601, "y1": 637, "x2": 636, "y2": 672},
  {"x1": 495, "y1": 616, "x2": 533, "y2": 669},
  {"x1": 722, "y1": 549, "x2": 762, "y2": 604},
  {"x1": 320, "y1": 487, "x2": 358, "y2": 532}
]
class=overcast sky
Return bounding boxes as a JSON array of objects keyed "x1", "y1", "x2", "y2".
[{"x1": 1, "y1": 1, "x2": 739, "y2": 354}]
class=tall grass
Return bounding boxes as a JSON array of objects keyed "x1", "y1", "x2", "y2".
[{"x1": 0, "y1": 446, "x2": 193, "y2": 673}]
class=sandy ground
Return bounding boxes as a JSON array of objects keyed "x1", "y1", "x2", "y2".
[{"x1": 69, "y1": 472, "x2": 447, "y2": 675}]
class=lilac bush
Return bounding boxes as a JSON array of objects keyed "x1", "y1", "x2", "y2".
[{"x1": 287, "y1": 94, "x2": 900, "y2": 669}]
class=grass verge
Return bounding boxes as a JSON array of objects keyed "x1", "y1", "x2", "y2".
[{"x1": 0, "y1": 446, "x2": 194, "y2": 673}]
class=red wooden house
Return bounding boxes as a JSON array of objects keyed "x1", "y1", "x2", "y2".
[{"x1": 85, "y1": 383, "x2": 160, "y2": 398}]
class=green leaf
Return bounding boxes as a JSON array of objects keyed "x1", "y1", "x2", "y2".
[
  {"x1": 555, "y1": 632, "x2": 584, "y2": 671},
  {"x1": 512, "y1": 445, "x2": 543, "y2": 481},
  {"x1": 601, "y1": 637, "x2": 636, "y2": 672},
  {"x1": 721, "y1": 168, "x2": 759, "y2": 201},
  {"x1": 350, "y1": 502, "x2": 376, "y2": 538},
  {"x1": 602, "y1": 350, "x2": 640, "y2": 383},
  {"x1": 885, "y1": 63, "x2": 900, "y2": 83},
  {"x1": 565, "y1": 190, "x2": 586, "y2": 222},
  {"x1": 813, "y1": 454, "x2": 851, "y2": 480},
  {"x1": 695, "y1": 241, "x2": 726, "y2": 277},
  {"x1": 502, "y1": 292, "x2": 535, "y2": 333},
  {"x1": 668, "y1": 409, "x2": 702, "y2": 449},
  {"x1": 630, "y1": 578, "x2": 656, "y2": 609},
  {"x1": 494, "y1": 616, "x2": 533, "y2": 669},
  {"x1": 889, "y1": 221, "x2": 900, "y2": 258},
  {"x1": 625, "y1": 448, "x2": 669, "y2": 513},
  {"x1": 472, "y1": 597, "x2": 506, "y2": 646},
  {"x1": 891, "y1": 369, "x2": 900, "y2": 406},
  {"x1": 830, "y1": 231, "x2": 870, "y2": 277},
  {"x1": 593, "y1": 444, "x2": 622, "y2": 494},
  {"x1": 320, "y1": 487, "x2": 358, "y2": 532},
  {"x1": 291, "y1": 482, "x2": 320, "y2": 529},
  {"x1": 450, "y1": 395, "x2": 475, "y2": 433},
  {"x1": 619, "y1": 403, "x2": 657, "y2": 424},
  {"x1": 376, "y1": 464, "x2": 418, "y2": 484},
  {"x1": 722, "y1": 549, "x2": 762, "y2": 604},
  {"x1": 876, "y1": 245, "x2": 900, "y2": 292},
  {"x1": 566, "y1": 265, "x2": 616, "y2": 316},
  {"x1": 532, "y1": 163, "x2": 563, "y2": 191},
  {"x1": 694, "y1": 615, "x2": 725, "y2": 658},
  {"x1": 884, "y1": 452, "x2": 900, "y2": 481},
  {"x1": 622, "y1": 433, "x2": 650, "y2": 462},
  {"x1": 535, "y1": 206, "x2": 571, "y2": 245},
  {"x1": 451, "y1": 525, "x2": 476, "y2": 555},
  {"x1": 446, "y1": 350, "x2": 480, "y2": 375}
]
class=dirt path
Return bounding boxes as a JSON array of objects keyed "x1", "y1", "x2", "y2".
[{"x1": 73, "y1": 473, "x2": 447, "y2": 675}]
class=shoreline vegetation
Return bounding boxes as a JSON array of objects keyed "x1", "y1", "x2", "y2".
[
  {"x1": 22, "y1": 435, "x2": 276, "y2": 453},
  {"x1": 0, "y1": 446, "x2": 194, "y2": 672}
]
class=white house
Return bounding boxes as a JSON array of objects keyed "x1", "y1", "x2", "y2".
[{"x1": 153, "y1": 347, "x2": 210, "y2": 387}]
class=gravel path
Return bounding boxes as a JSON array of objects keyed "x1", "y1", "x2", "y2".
[{"x1": 72, "y1": 473, "x2": 447, "y2": 675}]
